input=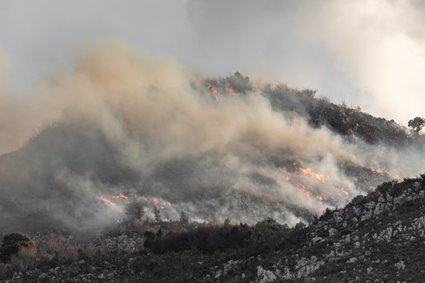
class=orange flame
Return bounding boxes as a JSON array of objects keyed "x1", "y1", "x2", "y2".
[
  {"x1": 295, "y1": 184, "x2": 313, "y2": 197},
  {"x1": 298, "y1": 167, "x2": 329, "y2": 182},
  {"x1": 206, "y1": 83, "x2": 220, "y2": 100},
  {"x1": 97, "y1": 195, "x2": 117, "y2": 207},
  {"x1": 112, "y1": 193, "x2": 129, "y2": 200}
]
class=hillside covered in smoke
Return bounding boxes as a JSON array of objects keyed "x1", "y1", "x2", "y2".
[{"x1": 0, "y1": 43, "x2": 424, "y2": 234}]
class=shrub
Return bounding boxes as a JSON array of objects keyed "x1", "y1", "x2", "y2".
[
  {"x1": 149, "y1": 223, "x2": 252, "y2": 254},
  {"x1": 0, "y1": 233, "x2": 36, "y2": 263}
]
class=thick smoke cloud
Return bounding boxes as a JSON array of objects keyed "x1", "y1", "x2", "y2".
[
  {"x1": 0, "y1": 42, "x2": 357, "y2": 232},
  {"x1": 0, "y1": 42, "x2": 423, "y2": 233},
  {"x1": 2, "y1": 1, "x2": 425, "y2": 124},
  {"x1": 187, "y1": 0, "x2": 425, "y2": 123},
  {"x1": 300, "y1": 0, "x2": 425, "y2": 123}
]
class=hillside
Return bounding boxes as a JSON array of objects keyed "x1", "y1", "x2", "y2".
[
  {"x1": 1, "y1": 176, "x2": 425, "y2": 282},
  {"x1": 0, "y1": 73, "x2": 415, "y2": 233},
  {"x1": 0, "y1": 72, "x2": 424, "y2": 282}
]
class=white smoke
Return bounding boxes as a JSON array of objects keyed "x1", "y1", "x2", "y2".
[{"x1": 0, "y1": 41, "x2": 422, "y2": 233}]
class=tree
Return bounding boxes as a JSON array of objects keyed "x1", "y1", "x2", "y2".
[
  {"x1": 408, "y1": 117, "x2": 425, "y2": 136},
  {"x1": 125, "y1": 201, "x2": 144, "y2": 221},
  {"x1": 153, "y1": 205, "x2": 161, "y2": 223},
  {"x1": 179, "y1": 211, "x2": 189, "y2": 226}
]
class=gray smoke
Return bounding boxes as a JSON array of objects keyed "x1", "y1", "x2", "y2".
[{"x1": 0, "y1": 42, "x2": 423, "y2": 233}]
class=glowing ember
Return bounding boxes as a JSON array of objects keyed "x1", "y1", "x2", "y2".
[
  {"x1": 112, "y1": 193, "x2": 129, "y2": 200},
  {"x1": 160, "y1": 201, "x2": 172, "y2": 209},
  {"x1": 298, "y1": 167, "x2": 329, "y2": 182},
  {"x1": 226, "y1": 85, "x2": 239, "y2": 96},
  {"x1": 206, "y1": 83, "x2": 220, "y2": 100},
  {"x1": 296, "y1": 184, "x2": 313, "y2": 197},
  {"x1": 97, "y1": 195, "x2": 118, "y2": 207}
]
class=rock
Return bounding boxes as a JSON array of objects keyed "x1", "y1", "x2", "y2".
[
  {"x1": 378, "y1": 195, "x2": 386, "y2": 203},
  {"x1": 353, "y1": 206, "x2": 362, "y2": 217},
  {"x1": 329, "y1": 228, "x2": 338, "y2": 237},
  {"x1": 365, "y1": 201, "x2": 376, "y2": 210},
  {"x1": 361, "y1": 210, "x2": 373, "y2": 221},
  {"x1": 312, "y1": 237, "x2": 323, "y2": 244},
  {"x1": 223, "y1": 260, "x2": 239, "y2": 275},
  {"x1": 347, "y1": 257, "x2": 357, "y2": 263},
  {"x1": 295, "y1": 256, "x2": 324, "y2": 278},
  {"x1": 367, "y1": 267, "x2": 373, "y2": 273},
  {"x1": 37, "y1": 273, "x2": 49, "y2": 283},
  {"x1": 345, "y1": 234, "x2": 351, "y2": 243},
  {"x1": 374, "y1": 203, "x2": 384, "y2": 215},
  {"x1": 257, "y1": 266, "x2": 277, "y2": 283},
  {"x1": 395, "y1": 261, "x2": 405, "y2": 270}
]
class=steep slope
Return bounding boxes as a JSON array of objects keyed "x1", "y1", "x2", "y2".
[
  {"x1": 137, "y1": 175, "x2": 425, "y2": 282},
  {"x1": 1, "y1": 176, "x2": 425, "y2": 282},
  {"x1": 0, "y1": 71, "x2": 421, "y2": 233}
]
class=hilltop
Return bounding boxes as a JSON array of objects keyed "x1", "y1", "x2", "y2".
[{"x1": 207, "y1": 73, "x2": 410, "y2": 146}]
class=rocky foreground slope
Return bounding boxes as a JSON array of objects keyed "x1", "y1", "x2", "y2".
[{"x1": 1, "y1": 175, "x2": 425, "y2": 282}]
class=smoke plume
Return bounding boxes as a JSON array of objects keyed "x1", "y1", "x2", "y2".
[{"x1": 0, "y1": 41, "x2": 423, "y2": 233}]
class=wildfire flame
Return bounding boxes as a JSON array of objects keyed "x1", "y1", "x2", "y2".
[
  {"x1": 370, "y1": 166, "x2": 403, "y2": 181},
  {"x1": 206, "y1": 83, "x2": 220, "y2": 100},
  {"x1": 97, "y1": 195, "x2": 118, "y2": 207},
  {"x1": 111, "y1": 193, "x2": 129, "y2": 200},
  {"x1": 296, "y1": 183, "x2": 313, "y2": 197},
  {"x1": 298, "y1": 167, "x2": 329, "y2": 182},
  {"x1": 97, "y1": 193, "x2": 173, "y2": 211}
]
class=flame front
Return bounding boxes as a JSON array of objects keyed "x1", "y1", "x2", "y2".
[
  {"x1": 97, "y1": 195, "x2": 118, "y2": 207},
  {"x1": 298, "y1": 167, "x2": 329, "y2": 182}
]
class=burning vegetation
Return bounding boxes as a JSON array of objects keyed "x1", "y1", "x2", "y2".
[{"x1": 0, "y1": 44, "x2": 424, "y2": 282}]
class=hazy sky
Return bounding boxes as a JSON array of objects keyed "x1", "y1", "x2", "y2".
[{"x1": 1, "y1": 0, "x2": 424, "y2": 123}]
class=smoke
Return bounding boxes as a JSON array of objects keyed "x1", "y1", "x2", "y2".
[
  {"x1": 300, "y1": 0, "x2": 425, "y2": 123},
  {"x1": 187, "y1": 0, "x2": 425, "y2": 123},
  {"x1": 2, "y1": 1, "x2": 424, "y2": 123},
  {"x1": 0, "y1": 46, "x2": 8, "y2": 97},
  {"x1": 0, "y1": 41, "x2": 422, "y2": 233}
]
